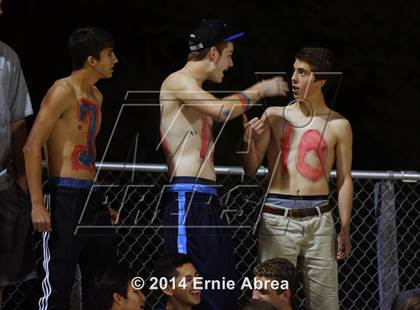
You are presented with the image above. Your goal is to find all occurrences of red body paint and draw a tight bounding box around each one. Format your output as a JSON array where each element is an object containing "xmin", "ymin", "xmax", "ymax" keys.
[
  {"xmin": 160, "ymin": 128, "xmax": 170, "ymax": 155},
  {"xmin": 280, "ymin": 123, "xmax": 294, "ymax": 175},
  {"xmin": 200, "ymin": 116, "xmax": 214, "ymax": 162},
  {"xmin": 71, "ymin": 99, "xmax": 99, "ymax": 171},
  {"xmin": 296, "ymin": 129, "xmax": 327, "ymax": 181}
]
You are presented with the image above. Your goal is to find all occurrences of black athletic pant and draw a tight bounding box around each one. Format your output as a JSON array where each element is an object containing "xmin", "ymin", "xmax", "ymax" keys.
[{"xmin": 38, "ymin": 181, "xmax": 116, "ymax": 310}]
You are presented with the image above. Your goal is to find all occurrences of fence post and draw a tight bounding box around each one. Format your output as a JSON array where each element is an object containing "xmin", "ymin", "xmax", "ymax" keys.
[{"xmin": 375, "ymin": 180, "xmax": 399, "ymax": 310}]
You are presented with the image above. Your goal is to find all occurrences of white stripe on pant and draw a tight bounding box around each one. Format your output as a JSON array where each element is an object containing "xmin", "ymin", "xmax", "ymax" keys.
[{"xmin": 39, "ymin": 194, "xmax": 52, "ymax": 310}]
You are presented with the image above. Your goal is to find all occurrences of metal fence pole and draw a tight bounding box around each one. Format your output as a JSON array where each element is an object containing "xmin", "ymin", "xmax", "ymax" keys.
[{"xmin": 375, "ymin": 180, "xmax": 400, "ymax": 310}]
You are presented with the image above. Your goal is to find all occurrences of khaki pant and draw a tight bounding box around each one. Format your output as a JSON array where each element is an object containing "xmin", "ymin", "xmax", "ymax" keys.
[{"xmin": 259, "ymin": 210, "xmax": 339, "ymax": 310}]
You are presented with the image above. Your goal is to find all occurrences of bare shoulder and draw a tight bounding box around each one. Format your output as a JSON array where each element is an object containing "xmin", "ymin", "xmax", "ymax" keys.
[
  {"xmin": 262, "ymin": 106, "xmax": 285, "ymax": 122},
  {"xmin": 49, "ymin": 78, "xmax": 74, "ymax": 95},
  {"xmin": 328, "ymin": 110, "xmax": 352, "ymax": 137},
  {"xmin": 265, "ymin": 106, "xmax": 285, "ymax": 117},
  {"xmin": 161, "ymin": 70, "xmax": 199, "ymax": 93},
  {"xmin": 261, "ymin": 107, "xmax": 286, "ymax": 135},
  {"xmin": 42, "ymin": 78, "xmax": 76, "ymax": 110}
]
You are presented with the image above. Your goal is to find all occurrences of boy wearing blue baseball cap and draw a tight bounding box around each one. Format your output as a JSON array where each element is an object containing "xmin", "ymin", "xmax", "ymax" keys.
[{"xmin": 159, "ymin": 19, "xmax": 289, "ymax": 310}]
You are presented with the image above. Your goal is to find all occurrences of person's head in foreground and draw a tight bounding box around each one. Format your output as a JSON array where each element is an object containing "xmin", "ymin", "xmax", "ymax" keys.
[
  {"xmin": 94, "ymin": 265, "xmax": 145, "ymax": 310},
  {"xmin": 252, "ymin": 258, "xmax": 298, "ymax": 310},
  {"xmin": 154, "ymin": 254, "xmax": 201, "ymax": 310}
]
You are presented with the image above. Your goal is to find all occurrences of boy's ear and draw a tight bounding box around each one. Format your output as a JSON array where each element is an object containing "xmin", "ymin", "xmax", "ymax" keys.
[
  {"xmin": 87, "ymin": 55, "xmax": 98, "ymax": 67},
  {"xmin": 209, "ymin": 46, "xmax": 220, "ymax": 62},
  {"xmin": 113, "ymin": 292, "xmax": 125, "ymax": 305}
]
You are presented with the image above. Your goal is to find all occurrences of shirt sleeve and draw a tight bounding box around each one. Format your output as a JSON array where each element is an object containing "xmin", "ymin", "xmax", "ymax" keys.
[{"xmin": 8, "ymin": 54, "xmax": 33, "ymax": 122}]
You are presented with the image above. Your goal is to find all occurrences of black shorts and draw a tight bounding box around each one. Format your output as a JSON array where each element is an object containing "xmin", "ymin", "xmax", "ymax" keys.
[{"xmin": 0, "ymin": 183, "xmax": 36, "ymax": 286}]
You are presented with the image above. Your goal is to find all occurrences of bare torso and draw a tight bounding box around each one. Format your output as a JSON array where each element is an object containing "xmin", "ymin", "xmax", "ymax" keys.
[
  {"xmin": 160, "ymin": 71, "xmax": 215, "ymax": 180},
  {"xmin": 47, "ymin": 78, "xmax": 102, "ymax": 180},
  {"xmin": 266, "ymin": 104, "xmax": 345, "ymax": 195}
]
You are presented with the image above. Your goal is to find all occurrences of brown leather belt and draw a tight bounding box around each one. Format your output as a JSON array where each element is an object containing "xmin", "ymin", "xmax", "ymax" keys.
[{"xmin": 263, "ymin": 204, "xmax": 332, "ymax": 218}]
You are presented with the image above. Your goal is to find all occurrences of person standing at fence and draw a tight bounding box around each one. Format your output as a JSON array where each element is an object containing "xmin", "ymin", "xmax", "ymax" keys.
[
  {"xmin": 0, "ymin": 0, "xmax": 37, "ymax": 307},
  {"xmin": 159, "ymin": 19, "xmax": 289, "ymax": 310},
  {"xmin": 24, "ymin": 27, "xmax": 118, "ymax": 309},
  {"xmin": 241, "ymin": 47, "xmax": 353, "ymax": 309}
]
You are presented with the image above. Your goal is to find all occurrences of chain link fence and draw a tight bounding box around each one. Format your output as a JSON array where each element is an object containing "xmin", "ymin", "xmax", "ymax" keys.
[{"xmin": 3, "ymin": 165, "xmax": 420, "ymax": 309}]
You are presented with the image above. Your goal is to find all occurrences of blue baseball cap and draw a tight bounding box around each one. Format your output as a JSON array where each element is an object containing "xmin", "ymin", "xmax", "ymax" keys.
[{"xmin": 189, "ymin": 19, "xmax": 245, "ymax": 52}]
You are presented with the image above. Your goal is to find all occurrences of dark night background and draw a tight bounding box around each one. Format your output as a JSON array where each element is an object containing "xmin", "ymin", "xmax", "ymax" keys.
[{"xmin": 1, "ymin": 0, "xmax": 419, "ymax": 171}]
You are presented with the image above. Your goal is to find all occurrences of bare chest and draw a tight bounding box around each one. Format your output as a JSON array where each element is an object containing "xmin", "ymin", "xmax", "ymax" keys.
[
  {"xmin": 60, "ymin": 98, "xmax": 102, "ymax": 138},
  {"xmin": 271, "ymin": 120, "xmax": 336, "ymax": 181}
]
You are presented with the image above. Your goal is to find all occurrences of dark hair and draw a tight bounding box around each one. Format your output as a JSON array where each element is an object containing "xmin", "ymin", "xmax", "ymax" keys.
[
  {"xmin": 254, "ymin": 258, "xmax": 298, "ymax": 296},
  {"xmin": 93, "ymin": 264, "xmax": 132, "ymax": 310},
  {"xmin": 400, "ymin": 294, "xmax": 420, "ymax": 310},
  {"xmin": 187, "ymin": 41, "xmax": 229, "ymax": 62},
  {"xmin": 242, "ymin": 300, "xmax": 277, "ymax": 310},
  {"xmin": 154, "ymin": 254, "xmax": 194, "ymax": 281},
  {"xmin": 295, "ymin": 47, "xmax": 335, "ymax": 78},
  {"xmin": 68, "ymin": 27, "xmax": 114, "ymax": 70}
]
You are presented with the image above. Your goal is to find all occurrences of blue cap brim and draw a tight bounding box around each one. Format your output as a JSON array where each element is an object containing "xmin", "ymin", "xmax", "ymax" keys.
[{"xmin": 223, "ymin": 32, "xmax": 245, "ymax": 42}]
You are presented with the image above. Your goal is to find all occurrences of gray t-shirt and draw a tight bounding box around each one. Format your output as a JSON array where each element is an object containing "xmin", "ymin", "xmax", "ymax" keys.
[{"xmin": 0, "ymin": 41, "xmax": 33, "ymax": 191}]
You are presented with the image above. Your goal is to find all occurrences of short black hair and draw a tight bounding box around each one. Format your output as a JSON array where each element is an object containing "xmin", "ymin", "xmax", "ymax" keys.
[
  {"xmin": 295, "ymin": 47, "xmax": 335, "ymax": 77},
  {"xmin": 68, "ymin": 27, "xmax": 114, "ymax": 70},
  {"xmin": 154, "ymin": 254, "xmax": 195, "ymax": 281},
  {"xmin": 93, "ymin": 264, "xmax": 132, "ymax": 310}
]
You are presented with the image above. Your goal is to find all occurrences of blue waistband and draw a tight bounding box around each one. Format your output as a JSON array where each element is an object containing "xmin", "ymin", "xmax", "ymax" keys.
[
  {"xmin": 166, "ymin": 183, "xmax": 217, "ymax": 195},
  {"xmin": 266, "ymin": 194, "xmax": 329, "ymax": 209},
  {"xmin": 267, "ymin": 193, "xmax": 329, "ymax": 200},
  {"xmin": 46, "ymin": 177, "xmax": 94, "ymax": 189},
  {"xmin": 166, "ymin": 177, "xmax": 217, "ymax": 195}
]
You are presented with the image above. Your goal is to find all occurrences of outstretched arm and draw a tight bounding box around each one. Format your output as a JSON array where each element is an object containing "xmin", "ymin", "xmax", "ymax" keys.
[{"xmin": 164, "ymin": 74, "xmax": 288, "ymax": 122}]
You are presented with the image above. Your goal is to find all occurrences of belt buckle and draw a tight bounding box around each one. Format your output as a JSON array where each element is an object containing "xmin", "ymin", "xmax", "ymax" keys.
[{"xmin": 289, "ymin": 208, "xmax": 299, "ymax": 218}]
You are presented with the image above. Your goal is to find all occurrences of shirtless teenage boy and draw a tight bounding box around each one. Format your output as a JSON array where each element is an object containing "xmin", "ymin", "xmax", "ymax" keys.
[
  {"xmin": 242, "ymin": 48, "xmax": 353, "ymax": 310},
  {"xmin": 160, "ymin": 19, "xmax": 288, "ymax": 310},
  {"xmin": 24, "ymin": 27, "xmax": 118, "ymax": 309}
]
